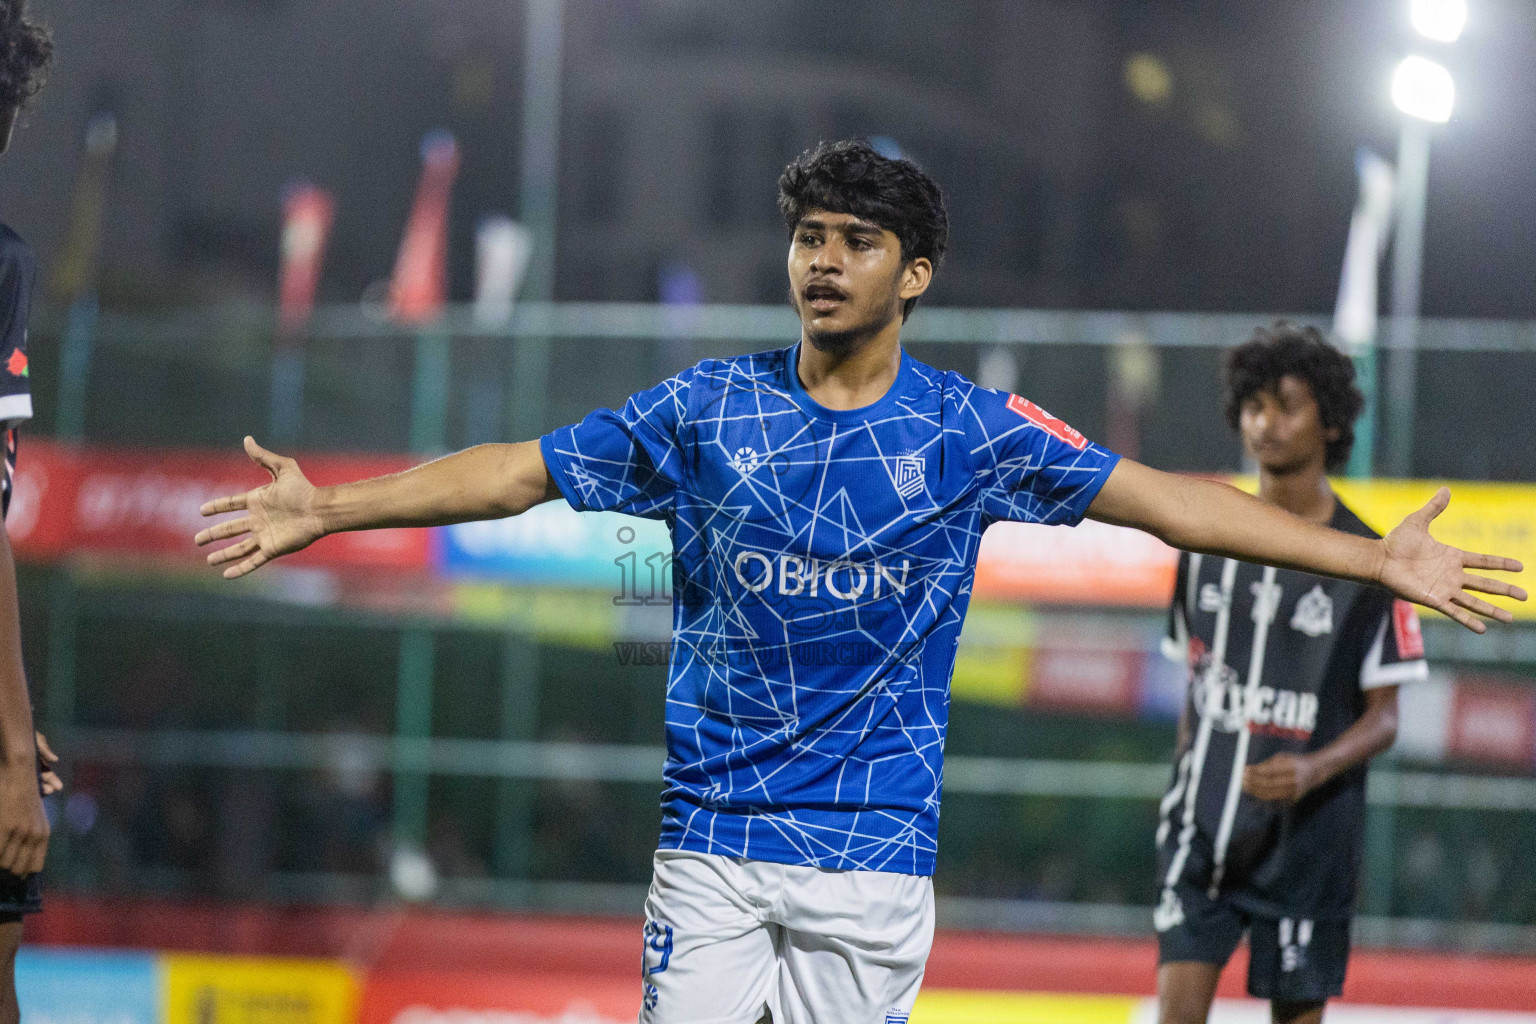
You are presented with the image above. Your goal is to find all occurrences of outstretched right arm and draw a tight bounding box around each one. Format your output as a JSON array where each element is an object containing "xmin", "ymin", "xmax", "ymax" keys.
[{"xmin": 195, "ymin": 436, "xmax": 561, "ymax": 579}]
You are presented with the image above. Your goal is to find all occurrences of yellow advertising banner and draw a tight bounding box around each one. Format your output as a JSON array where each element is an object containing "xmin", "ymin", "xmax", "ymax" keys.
[
  {"xmin": 973, "ymin": 476, "xmax": 1535, "ymax": 618},
  {"xmin": 1239, "ymin": 478, "xmax": 1536, "ymax": 621},
  {"xmin": 912, "ymin": 989, "xmax": 1141, "ymax": 1024},
  {"xmin": 162, "ymin": 954, "xmax": 357, "ymax": 1024}
]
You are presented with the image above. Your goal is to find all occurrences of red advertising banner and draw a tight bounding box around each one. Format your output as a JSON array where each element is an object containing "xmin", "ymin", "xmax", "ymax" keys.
[
  {"xmin": 6, "ymin": 440, "xmax": 428, "ymax": 571},
  {"xmin": 1446, "ymin": 679, "xmax": 1536, "ymax": 769},
  {"xmin": 974, "ymin": 517, "xmax": 1179, "ymax": 607},
  {"xmin": 27, "ymin": 899, "xmax": 1536, "ymax": 1015},
  {"xmin": 361, "ymin": 972, "xmax": 636, "ymax": 1024},
  {"xmin": 1027, "ymin": 645, "xmax": 1143, "ymax": 716}
]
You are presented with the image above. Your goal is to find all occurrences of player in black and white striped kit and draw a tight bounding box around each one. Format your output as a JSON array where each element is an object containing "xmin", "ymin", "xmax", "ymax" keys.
[
  {"xmin": 1154, "ymin": 324, "xmax": 1428, "ymax": 1024},
  {"xmin": 0, "ymin": 7, "xmax": 60, "ymax": 1024}
]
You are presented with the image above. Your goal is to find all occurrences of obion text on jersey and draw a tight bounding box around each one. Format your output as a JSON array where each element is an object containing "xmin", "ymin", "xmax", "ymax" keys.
[{"xmin": 731, "ymin": 549, "xmax": 913, "ymax": 600}]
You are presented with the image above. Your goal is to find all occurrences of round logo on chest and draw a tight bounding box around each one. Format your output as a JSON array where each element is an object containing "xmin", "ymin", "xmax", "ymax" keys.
[{"xmin": 1290, "ymin": 584, "xmax": 1334, "ymax": 637}]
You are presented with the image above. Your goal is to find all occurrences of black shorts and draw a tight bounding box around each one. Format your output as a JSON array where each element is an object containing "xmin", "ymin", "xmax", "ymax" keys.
[
  {"xmin": 0, "ymin": 868, "xmax": 40, "ymax": 921},
  {"xmin": 1156, "ymin": 880, "xmax": 1349, "ymax": 1002}
]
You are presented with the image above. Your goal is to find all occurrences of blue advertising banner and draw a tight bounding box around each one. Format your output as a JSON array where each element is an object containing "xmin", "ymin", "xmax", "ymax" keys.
[
  {"xmin": 433, "ymin": 499, "xmax": 671, "ymax": 595},
  {"xmin": 17, "ymin": 948, "xmax": 161, "ymax": 1024}
]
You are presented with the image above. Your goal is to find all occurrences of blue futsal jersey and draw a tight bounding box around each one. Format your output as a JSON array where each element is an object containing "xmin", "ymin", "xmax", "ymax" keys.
[{"xmin": 540, "ymin": 344, "xmax": 1120, "ymax": 875}]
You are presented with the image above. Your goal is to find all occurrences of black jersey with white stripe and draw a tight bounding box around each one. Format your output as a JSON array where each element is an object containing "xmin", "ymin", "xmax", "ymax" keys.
[
  {"xmin": 0, "ymin": 224, "xmax": 35, "ymax": 521},
  {"xmin": 1154, "ymin": 500, "xmax": 1427, "ymax": 923}
]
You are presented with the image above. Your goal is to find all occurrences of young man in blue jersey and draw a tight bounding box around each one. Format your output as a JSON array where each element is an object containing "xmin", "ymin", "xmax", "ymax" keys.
[
  {"xmin": 197, "ymin": 141, "xmax": 1523, "ymax": 1024},
  {"xmin": 0, "ymin": 5, "xmax": 61, "ymax": 1023}
]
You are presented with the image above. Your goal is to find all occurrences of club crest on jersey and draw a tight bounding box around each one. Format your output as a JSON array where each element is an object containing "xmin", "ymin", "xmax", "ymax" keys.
[
  {"xmin": 1290, "ymin": 584, "xmax": 1334, "ymax": 637},
  {"xmin": 891, "ymin": 452, "xmax": 925, "ymax": 499},
  {"xmin": 1005, "ymin": 394, "xmax": 1087, "ymax": 450},
  {"xmin": 728, "ymin": 445, "xmax": 762, "ymax": 474}
]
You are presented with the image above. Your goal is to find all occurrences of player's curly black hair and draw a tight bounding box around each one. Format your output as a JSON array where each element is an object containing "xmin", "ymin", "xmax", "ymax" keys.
[
  {"xmin": 778, "ymin": 139, "xmax": 949, "ymax": 321},
  {"xmin": 1223, "ymin": 322, "xmax": 1364, "ymax": 472},
  {"xmin": 0, "ymin": 0, "xmax": 52, "ymax": 114}
]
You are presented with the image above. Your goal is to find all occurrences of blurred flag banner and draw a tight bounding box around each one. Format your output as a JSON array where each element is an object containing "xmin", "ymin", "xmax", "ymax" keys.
[{"xmin": 389, "ymin": 132, "xmax": 460, "ymax": 326}]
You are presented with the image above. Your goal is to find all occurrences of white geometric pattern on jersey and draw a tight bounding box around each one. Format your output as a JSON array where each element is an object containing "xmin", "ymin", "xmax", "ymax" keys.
[{"xmin": 542, "ymin": 346, "xmax": 1119, "ymax": 874}]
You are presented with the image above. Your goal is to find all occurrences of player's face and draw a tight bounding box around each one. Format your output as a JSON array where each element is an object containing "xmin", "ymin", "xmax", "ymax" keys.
[
  {"xmin": 787, "ymin": 211, "xmax": 931, "ymax": 348},
  {"xmin": 1238, "ymin": 374, "xmax": 1336, "ymax": 474}
]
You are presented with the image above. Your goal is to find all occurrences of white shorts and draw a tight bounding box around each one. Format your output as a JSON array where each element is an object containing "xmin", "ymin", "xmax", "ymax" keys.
[{"xmin": 639, "ymin": 849, "xmax": 935, "ymax": 1024}]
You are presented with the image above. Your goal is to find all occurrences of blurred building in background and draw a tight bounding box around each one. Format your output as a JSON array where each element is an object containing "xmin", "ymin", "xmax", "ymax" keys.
[{"xmin": 7, "ymin": 0, "xmax": 1536, "ymax": 316}]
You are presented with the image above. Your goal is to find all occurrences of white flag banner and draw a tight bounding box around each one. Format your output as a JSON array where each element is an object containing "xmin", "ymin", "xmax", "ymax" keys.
[
  {"xmin": 474, "ymin": 215, "xmax": 534, "ymax": 327},
  {"xmin": 1333, "ymin": 149, "xmax": 1397, "ymax": 354}
]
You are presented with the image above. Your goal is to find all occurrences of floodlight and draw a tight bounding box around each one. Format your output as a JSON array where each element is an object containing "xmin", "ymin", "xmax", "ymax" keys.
[
  {"xmin": 1410, "ymin": 0, "xmax": 1468, "ymax": 43},
  {"xmin": 1391, "ymin": 55, "xmax": 1455, "ymax": 123}
]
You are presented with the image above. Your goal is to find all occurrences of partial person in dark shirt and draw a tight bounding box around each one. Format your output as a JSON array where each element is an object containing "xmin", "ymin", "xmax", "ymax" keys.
[
  {"xmin": 0, "ymin": 5, "xmax": 59, "ymax": 1024},
  {"xmin": 1155, "ymin": 323, "xmax": 1426, "ymax": 1024}
]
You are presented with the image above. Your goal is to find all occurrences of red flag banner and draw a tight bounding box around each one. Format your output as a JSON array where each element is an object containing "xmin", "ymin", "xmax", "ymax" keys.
[
  {"xmin": 277, "ymin": 183, "xmax": 336, "ymax": 341},
  {"xmin": 389, "ymin": 132, "xmax": 461, "ymax": 325}
]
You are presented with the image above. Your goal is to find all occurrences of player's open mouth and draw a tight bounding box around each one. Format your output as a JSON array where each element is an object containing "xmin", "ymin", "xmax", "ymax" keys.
[{"xmin": 803, "ymin": 282, "xmax": 847, "ymax": 314}]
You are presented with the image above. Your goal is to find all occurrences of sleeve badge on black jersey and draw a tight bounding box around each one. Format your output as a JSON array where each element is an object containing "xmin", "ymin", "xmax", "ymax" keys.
[
  {"xmin": 5, "ymin": 349, "xmax": 25, "ymax": 377},
  {"xmin": 1393, "ymin": 599, "xmax": 1425, "ymax": 659}
]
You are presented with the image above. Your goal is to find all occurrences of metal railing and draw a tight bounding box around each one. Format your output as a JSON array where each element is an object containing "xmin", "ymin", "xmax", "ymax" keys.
[
  {"xmin": 20, "ymin": 302, "xmax": 1536, "ymax": 947},
  {"xmin": 35, "ymin": 301, "xmax": 1536, "ymax": 477},
  {"xmin": 61, "ymin": 727, "xmax": 1536, "ymax": 811}
]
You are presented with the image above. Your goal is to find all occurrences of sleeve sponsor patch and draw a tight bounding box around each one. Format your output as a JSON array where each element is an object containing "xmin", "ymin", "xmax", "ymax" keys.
[
  {"xmin": 1393, "ymin": 599, "xmax": 1425, "ymax": 660},
  {"xmin": 1005, "ymin": 393, "xmax": 1087, "ymax": 450}
]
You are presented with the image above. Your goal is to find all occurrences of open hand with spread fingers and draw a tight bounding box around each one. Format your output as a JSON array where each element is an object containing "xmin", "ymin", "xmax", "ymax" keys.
[
  {"xmin": 195, "ymin": 437, "xmax": 326, "ymax": 579},
  {"xmin": 1378, "ymin": 487, "xmax": 1527, "ymax": 633}
]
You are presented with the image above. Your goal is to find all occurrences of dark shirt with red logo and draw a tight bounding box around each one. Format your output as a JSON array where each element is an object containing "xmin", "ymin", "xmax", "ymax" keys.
[
  {"xmin": 1155, "ymin": 501, "xmax": 1427, "ymax": 920},
  {"xmin": 0, "ymin": 224, "xmax": 34, "ymax": 521}
]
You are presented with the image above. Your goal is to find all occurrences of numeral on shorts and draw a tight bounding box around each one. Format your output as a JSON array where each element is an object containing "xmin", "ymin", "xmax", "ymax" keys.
[
  {"xmin": 644, "ymin": 920, "xmax": 674, "ymax": 976},
  {"xmin": 1280, "ymin": 917, "xmax": 1312, "ymax": 973}
]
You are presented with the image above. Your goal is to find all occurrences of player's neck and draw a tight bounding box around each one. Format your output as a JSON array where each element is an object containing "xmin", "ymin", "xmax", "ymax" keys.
[
  {"xmin": 1257, "ymin": 462, "xmax": 1336, "ymax": 524},
  {"xmin": 796, "ymin": 319, "xmax": 903, "ymax": 411}
]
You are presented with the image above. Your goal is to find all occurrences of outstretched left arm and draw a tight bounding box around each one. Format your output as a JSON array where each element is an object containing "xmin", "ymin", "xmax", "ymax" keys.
[{"xmin": 1086, "ymin": 459, "xmax": 1527, "ymax": 633}]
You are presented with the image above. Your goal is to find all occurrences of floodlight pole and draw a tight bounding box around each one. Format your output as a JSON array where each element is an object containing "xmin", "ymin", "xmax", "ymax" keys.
[
  {"xmin": 494, "ymin": 0, "xmax": 564, "ymax": 883},
  {"xmin": 511, "ymin": 0, "xmax": 563, "ymax": 443},
  {"xmin": 519, "ymin": 0, "xmax": 563, "ymax": 301},
  {"xmin": 1383, "ymin": 119, "xmax": 1431, "ymax": 478},
  {"xmin": 1365, "ymin": 114, "xmax": 1431, "ymax": 918}
]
